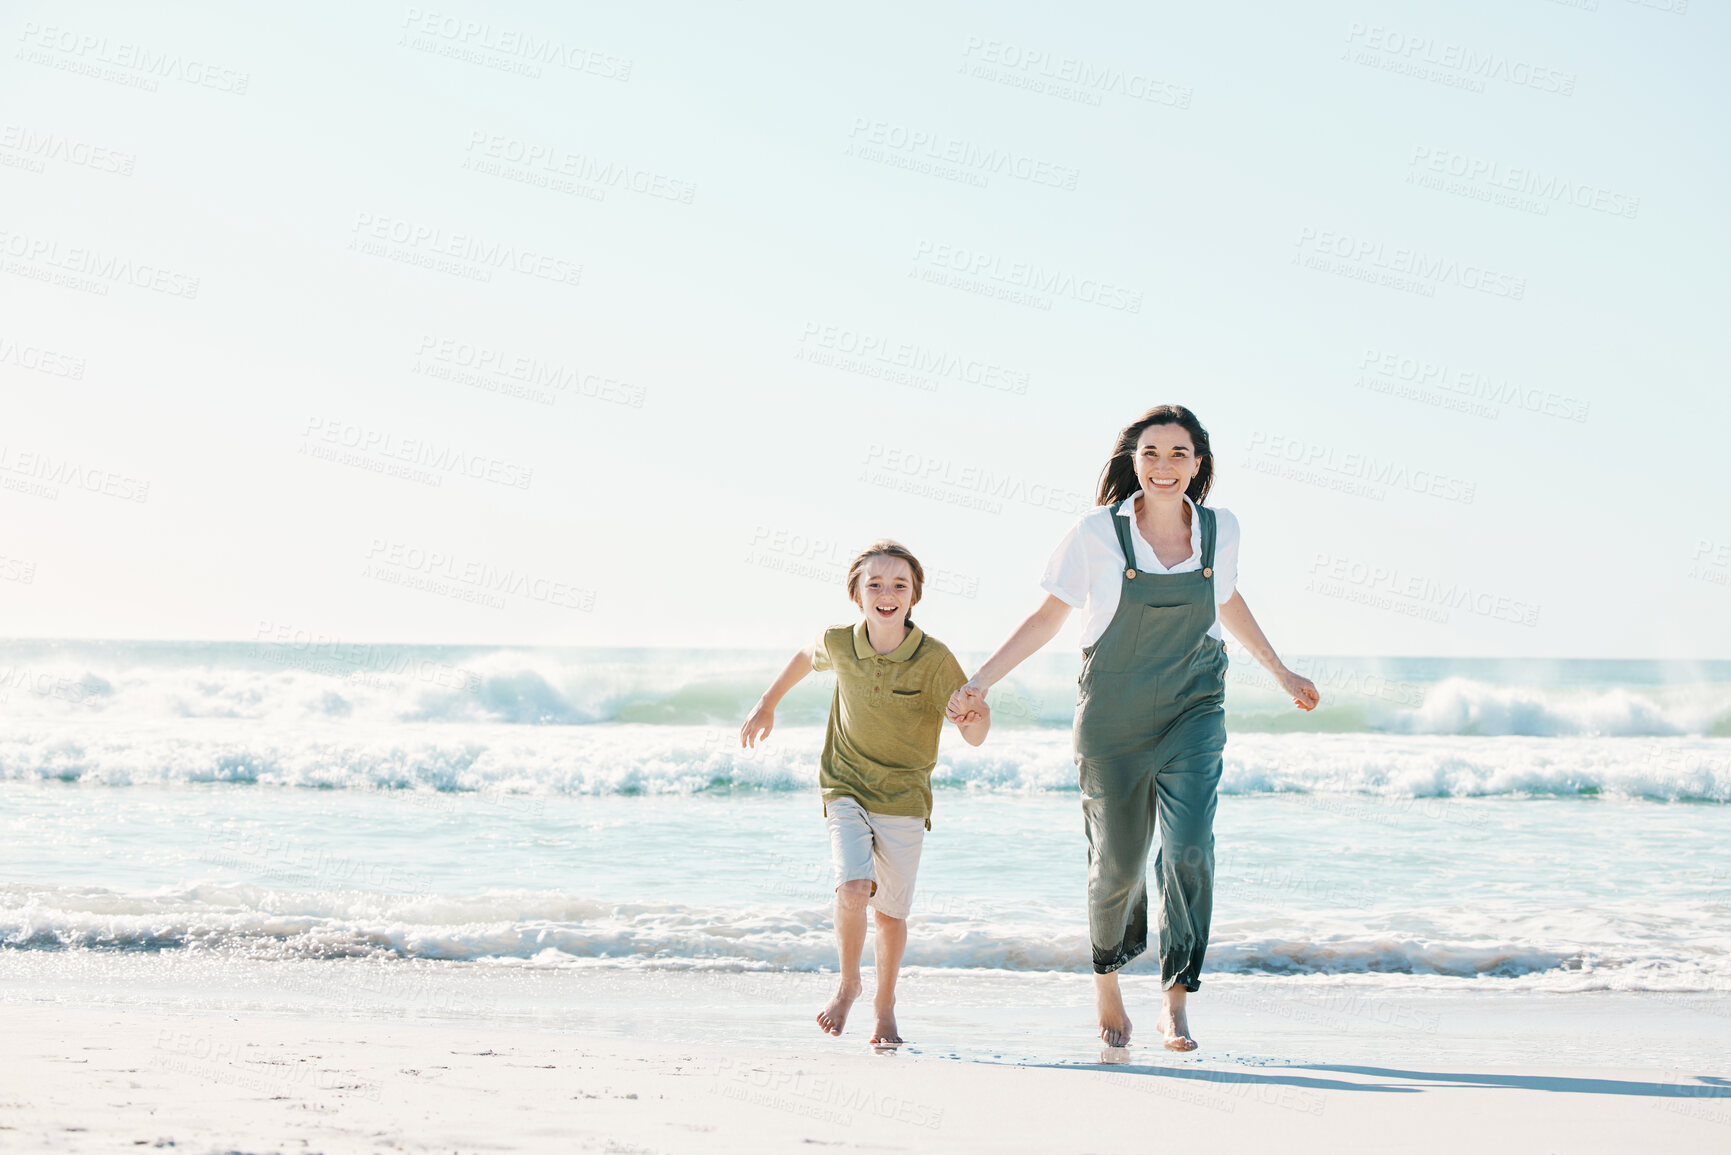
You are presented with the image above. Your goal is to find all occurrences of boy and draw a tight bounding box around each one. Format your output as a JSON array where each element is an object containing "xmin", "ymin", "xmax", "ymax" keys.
[{"xmin": 741, "ymin": 539, "xmax": 989, "ymax": 1044}]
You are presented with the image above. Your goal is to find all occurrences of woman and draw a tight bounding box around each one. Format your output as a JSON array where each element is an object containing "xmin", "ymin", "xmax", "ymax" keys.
[{"xmin": 947, "ymin": 405, "xmax": 1319, "ymax": 1051}]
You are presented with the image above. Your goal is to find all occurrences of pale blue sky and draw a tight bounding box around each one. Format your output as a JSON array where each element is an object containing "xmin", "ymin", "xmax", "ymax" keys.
[{"xmin": 2, "ymin": 0, "xmax": 1726, "ymax": 657}]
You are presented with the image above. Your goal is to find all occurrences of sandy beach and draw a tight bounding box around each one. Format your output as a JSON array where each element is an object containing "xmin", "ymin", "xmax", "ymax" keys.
[{"xmin": 4, "ymin": 956, "xmax": 1728, "ymax": 1153}]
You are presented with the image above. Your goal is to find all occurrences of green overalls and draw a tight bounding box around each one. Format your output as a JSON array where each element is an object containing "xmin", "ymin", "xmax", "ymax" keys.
[{"xmin": 1074, "ymin": 499, "xmax": 1227, "ymax": 991}]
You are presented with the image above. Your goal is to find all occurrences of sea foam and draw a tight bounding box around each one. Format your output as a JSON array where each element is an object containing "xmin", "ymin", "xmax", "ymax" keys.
[{"xmin": 3, "ymin": 723, "xmax": 1727, "ymax": 802}]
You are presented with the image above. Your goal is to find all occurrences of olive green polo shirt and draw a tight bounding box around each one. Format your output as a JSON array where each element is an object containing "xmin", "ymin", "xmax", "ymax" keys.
[{"xmin": 811, "ymin": 620, "xmax": 969, "ymax": 828}]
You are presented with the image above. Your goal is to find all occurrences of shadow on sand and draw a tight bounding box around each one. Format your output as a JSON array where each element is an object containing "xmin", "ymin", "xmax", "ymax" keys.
[{"xmin": 1030, "ymin": 1060, "xmax": 1730, "ymax": 1099}]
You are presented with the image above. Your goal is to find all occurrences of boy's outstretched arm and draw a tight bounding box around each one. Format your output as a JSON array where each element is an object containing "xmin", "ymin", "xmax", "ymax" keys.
[{"xmin": 741, "ymin": 648, "xmax": 814, "ymax": 747}]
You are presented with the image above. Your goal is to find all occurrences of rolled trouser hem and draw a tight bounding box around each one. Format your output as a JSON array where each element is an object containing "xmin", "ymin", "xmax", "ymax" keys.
[
  {"xmin": 1161, "ymin": 948, "xmax": 1204, "ymax": 992},
  {"xmin": 1092, "ymin": 943, "xmax": 1146, "ymax": 975}
]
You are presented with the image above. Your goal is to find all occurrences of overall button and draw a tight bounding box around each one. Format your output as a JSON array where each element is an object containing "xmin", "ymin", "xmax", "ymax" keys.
[
  {"xmin": 1202, "ymin": 567, "xmax": 1212, "ymax": 577},
  {"xmin": 1125, "ymin": 569, "xmax": 1137, "ymax": 579}
]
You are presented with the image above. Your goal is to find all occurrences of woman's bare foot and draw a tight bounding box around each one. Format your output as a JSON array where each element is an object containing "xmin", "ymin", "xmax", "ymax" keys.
[
  {"xmin": 816, "ymin": 981, "xmax": 862, "ymax": 1036},
  {"xmin": 1158, "ymin": 997, "xmax": 1198, "ymax": 1051},
  {"xmin": 870, "ymin": 1001, "xmax": 902, "ymax": 1046},
  {"xmin": 1094, "ymin": 973, "xmax": 1132, "ymax": 1047}
]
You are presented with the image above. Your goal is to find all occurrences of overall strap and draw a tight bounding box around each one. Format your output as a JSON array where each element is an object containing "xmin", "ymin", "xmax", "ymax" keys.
[
  {"xmin": 1110, "ymin": 499, "xmax": 1138, "ymax": 569},
  {"xmin": 1114, "ymin": 496, "xmax": 1215, "ymax": 572}
]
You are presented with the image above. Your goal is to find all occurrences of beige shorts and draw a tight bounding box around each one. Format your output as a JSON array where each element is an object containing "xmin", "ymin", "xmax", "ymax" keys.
[{"xmin": 825, "ymin": 795, "xmax": 926, "ymax": 920}]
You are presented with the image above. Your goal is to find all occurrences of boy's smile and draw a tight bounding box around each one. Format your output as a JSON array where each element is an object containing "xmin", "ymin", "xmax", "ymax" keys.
[{"xmin": 856, "ymin": 556, "xmax": 915, "ymax": 651}]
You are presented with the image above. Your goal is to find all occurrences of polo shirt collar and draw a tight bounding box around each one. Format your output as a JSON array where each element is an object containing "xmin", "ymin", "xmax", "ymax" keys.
[{"xmin": 852, "ymin": 619, "xmax": 925, "ymax": 661}]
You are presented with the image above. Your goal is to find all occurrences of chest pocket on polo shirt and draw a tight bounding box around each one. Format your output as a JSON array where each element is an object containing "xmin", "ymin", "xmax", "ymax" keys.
[{"xmin": 889, "ymin": 688, "xmax": 924, "ymax": 710}]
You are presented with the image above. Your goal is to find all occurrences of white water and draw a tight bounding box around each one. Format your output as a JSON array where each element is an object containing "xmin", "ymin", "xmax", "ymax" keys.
[{"xmin": 3, "ymin": 643, "xmax": 1728, "ymax": 995}]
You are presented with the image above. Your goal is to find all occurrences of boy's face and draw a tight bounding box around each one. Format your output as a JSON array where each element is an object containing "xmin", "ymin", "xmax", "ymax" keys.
[{"xmin": 854, "ymin": 556, "xmax": 916, "ymax": 631}]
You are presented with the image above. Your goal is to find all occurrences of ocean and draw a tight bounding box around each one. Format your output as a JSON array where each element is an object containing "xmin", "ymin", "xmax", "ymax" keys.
[{"xmin": 3, "ymin": 639, "xmax": 1729, "ymax": 1007}]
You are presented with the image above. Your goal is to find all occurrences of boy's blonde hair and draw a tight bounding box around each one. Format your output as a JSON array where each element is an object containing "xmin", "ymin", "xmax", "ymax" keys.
[{"xmin": 845, "ymin": 540, "xmax": 925, "ymax": 610}]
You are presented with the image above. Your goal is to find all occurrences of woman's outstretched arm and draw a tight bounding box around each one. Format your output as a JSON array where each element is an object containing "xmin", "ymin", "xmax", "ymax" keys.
[
  {"xmin": 947, "ymin": 595, "xmax": 1072, "ymax": 718},
  {"xmin": 1218, "ymin": 591, "xmax": 1320, "ymax": 711}
]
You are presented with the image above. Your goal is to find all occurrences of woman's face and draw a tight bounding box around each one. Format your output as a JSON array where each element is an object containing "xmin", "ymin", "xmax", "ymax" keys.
[{"xmin": 1134, "ymin": 423, "xmax": 1198, "ymax": 504}]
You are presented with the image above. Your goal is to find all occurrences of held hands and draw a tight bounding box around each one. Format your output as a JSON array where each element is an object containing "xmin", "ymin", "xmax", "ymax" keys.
[
  {"xmin": 946, "ymin": 682, "xmax": 989, "ymax": 726},
  {"xmin": 740, "ymin": 701, "xmax": 774, "ymax": 747},
  {"xmin": 1277, "ymin": 668, "xmax": 1321, "ymax": 712}
]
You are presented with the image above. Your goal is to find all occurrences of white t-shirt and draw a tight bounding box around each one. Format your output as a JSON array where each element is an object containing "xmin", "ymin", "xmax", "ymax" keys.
[{"xmin": 1041, "ymin": 492, "xmax": 1240, "ymax": 647}]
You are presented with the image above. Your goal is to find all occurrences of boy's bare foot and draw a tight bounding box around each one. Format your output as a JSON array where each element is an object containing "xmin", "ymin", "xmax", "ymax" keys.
[
  {"xmin": 870, "ymin": 1002, "xmax": 902, "ymax": 1046},
  {"xmin": 1158, "ymin": 1002, "xmax": 1198, "ymax": 1051},
  {"xmin": 816, "ymin": 981, "xmax": 862, "ymax": 1036},
  {"xmin": 1094, "ymin": 974, "xmax": 1132, "ymax": 1047}
]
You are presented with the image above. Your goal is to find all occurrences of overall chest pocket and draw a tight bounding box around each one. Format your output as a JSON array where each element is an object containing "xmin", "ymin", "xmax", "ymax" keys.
[{"xmin": 1133, "ymin": 602, "xmax": 1203, "ymax": 663}]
